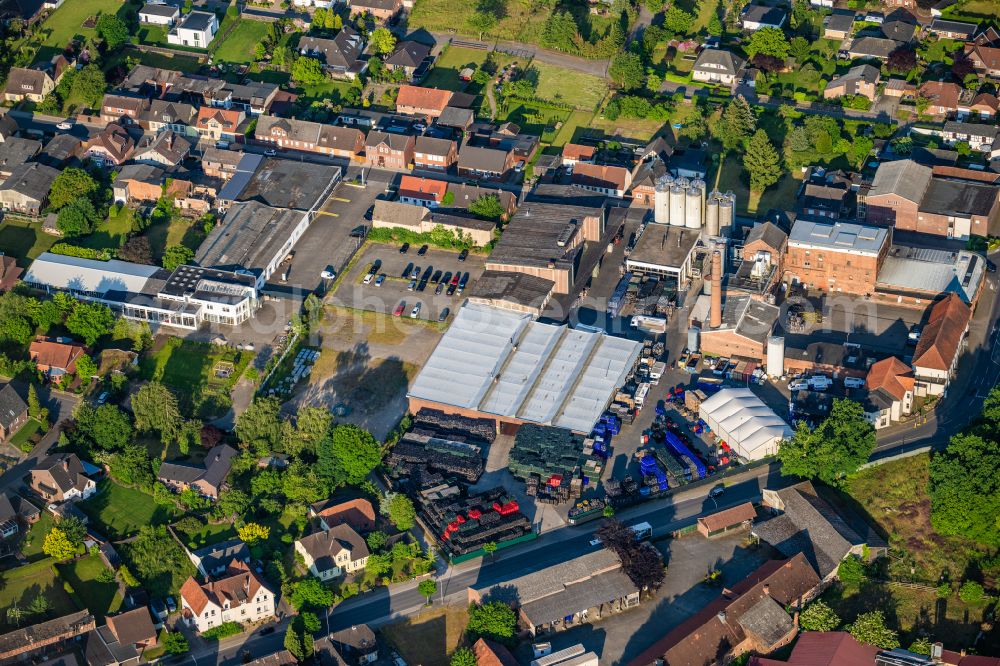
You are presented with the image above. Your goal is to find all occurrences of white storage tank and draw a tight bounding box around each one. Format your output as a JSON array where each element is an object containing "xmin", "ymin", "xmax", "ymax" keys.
[
  {"xmin": 669, "ymin": 184, "xmax": 686, "ymax": 226},
  {"xmin": 685, "ymin": 186, "xmax": 703, "ymax": 229},
  {"xmin": 705, "ymin": 195, "xmax": 720, "ymax": 237},
  {"xmin": 654, "ymin": 175, "xmax": 672, "ymax": 224},
  {"xmin": 766, "ymin": 335, "xmax": 785, "ymax": 378},
  {"xmin": 719, "ymin": 192, "xmax": 735, "ymax": 236}
]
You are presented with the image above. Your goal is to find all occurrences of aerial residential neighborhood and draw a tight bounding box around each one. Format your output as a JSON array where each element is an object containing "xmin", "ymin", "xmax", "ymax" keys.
[{"xmin": 0, "ymin": 0, "xmax": 997, "ymax": 663}]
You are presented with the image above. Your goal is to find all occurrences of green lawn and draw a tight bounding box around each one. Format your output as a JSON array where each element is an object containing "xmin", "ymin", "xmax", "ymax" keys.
[
  {"xmin": 58, "ymin": 554, "xmax": 122, "ymax": 622},
  {"xmin": 714, "ymin": 153, "xmax": 800, "ymax": 215},
  {"xmin": 138, "ymin": 337, "xmax": 251, "ymax": 419},
  {"xmin": 139, "ymin": 51, "xmax": 205, "ymax": 73},
  {"xmin": 79, "ymin": 207, "xmax": 135, "ymax": 252},
  {"xmin": 0, "ymin": 218, "xmax": 58, "ymax": 265},
  {"xmin": 0, "ymin": 558, "xmax": 78, "ymax": 632},
  {"xmin": 409, "ymin": 0, "xmax": 552, "ymax": 44},
  {"xmin": 9, "ymin": 418, "xmax": 43, "ymax": 453},
  {"xmin": 551, "ymin": 110, "xmax": 594, "ymax": 147},
  {"xmin": 531, "ymin": 62, "xmax": 608, "ymax": 111},
  {"xmin": 295, "ymin": 79, "xmax": 359, "ymax": 106},
  {"xmin": 422, "ymin": 47, "xmax": 488, "ymax": 92},
  {"xmin": 20, "ymin": 511, "xmax": 55, "ymax": 562},
  {"xmin": 176, "ymin": 521, "xmax": 237, "ymax": 550},
  {"xmin": 212, "ymin": 20, "xmax": 273, "ymax": 65},
  {"xmin": 942, "ymin": 0, "xmax": 1000, "ymax": 19},
  {"xmin": 78, "ymin": 480, "xmax": 180, "ymax": 539},
  {"xmin": 495, "ymin": 100, "xmax": 570, "ymax": 143},
  {"xmin": 29, "ymin": 0, "xmax": 125, "ymax": 64}
]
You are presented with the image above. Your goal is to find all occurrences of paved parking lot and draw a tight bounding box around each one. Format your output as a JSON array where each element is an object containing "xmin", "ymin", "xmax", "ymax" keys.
[
  {"xmin": 330, "ymin": 242, "xmax": 486, "ymax": 322},
  {"xmin": 270, "ymin": 181, "xmax": 386, "ymax": 295}
]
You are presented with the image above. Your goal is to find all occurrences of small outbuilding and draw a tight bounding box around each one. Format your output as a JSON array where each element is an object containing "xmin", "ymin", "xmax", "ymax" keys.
[{"xmin": 697, "ymin": 502, "xmax": 757, "ymax": 538}]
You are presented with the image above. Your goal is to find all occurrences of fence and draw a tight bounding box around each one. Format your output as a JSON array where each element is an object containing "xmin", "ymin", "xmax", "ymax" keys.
[
  {"xmin": 449, "ymin": 531, "xmax": 538, "ymax": 565},
  {"xmin": 126, "ymin": 43, "xmax": 209, "ymax": 61}
]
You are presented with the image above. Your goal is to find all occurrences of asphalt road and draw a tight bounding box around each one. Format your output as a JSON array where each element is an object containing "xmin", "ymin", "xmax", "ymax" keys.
[{"xmin": 0, "ymin": 388, "xmax": 80, "ymax": 494}]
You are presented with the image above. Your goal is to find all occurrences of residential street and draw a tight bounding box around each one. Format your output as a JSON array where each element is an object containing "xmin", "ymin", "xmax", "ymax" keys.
[{"xmin": 0, "ymin": 388, "xmax": 79, "ymax": 494}]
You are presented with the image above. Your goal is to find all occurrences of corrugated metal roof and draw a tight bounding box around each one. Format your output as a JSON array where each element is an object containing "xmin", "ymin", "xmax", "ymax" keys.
[
  {"xmin": 408, "ymin": 304, "xmax": 642, "ymax": 433},
  {"xmin": 23, "ymin": 252, "xmax": 160, "ymax": 294},
  {"xmin": 788, "ymin": 219, "xmax": 888, "ymax": 255},
  {"xmin": 876, "ymin": 246, "xmax": 982, "ymax": 303}
]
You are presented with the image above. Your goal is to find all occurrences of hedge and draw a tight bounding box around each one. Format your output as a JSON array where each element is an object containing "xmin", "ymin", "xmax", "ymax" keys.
[
  {"xmin": 200, "ymin": 622, "xmax": 243, "ymax": 640},
  {"xmin": 50, "ymin": 244, "xmax": 112, "ymax": 261},
  {"xmin": 367, "ymin": 225, "xmax": 478, "ymax": 251}
]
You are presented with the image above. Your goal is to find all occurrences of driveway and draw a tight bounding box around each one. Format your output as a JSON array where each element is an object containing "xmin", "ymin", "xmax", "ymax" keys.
[
  {"xmin": 429, "ymin": 32, "xmax": 610, "ymax": 77},
  {"xmin": 0, "ymin": 388, "xmax": 79, "ymax": 493}
]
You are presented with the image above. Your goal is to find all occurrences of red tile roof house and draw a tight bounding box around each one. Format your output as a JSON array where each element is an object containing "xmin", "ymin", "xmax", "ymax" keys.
[
  {"xmin": 157, "ymin": 444, "xmax": 237, "ymax": 500},
  {"xmin": 0, "ymin": 610, "xmax": 96, "ymax": 663},
  {"xmin": 749, "ymin": 631, "xmax": 879, "ymax": 665},
  {"xmin": 180, "ymin": 560, "xmax": 276, "ymax": 634},
  {"xmin": 254, "ymin": 115, "xmax": 365, "ymax": 158},
  {"xmin": 29, "ymin": 338, "xmax": 86, "ymax": 378},
  {"xmin": 918, "ymin": 81, "xmax": 962, "ymax": 116},
  {"xmin": 398, "ymin": 175, "xmax": 449, "ymax": 207},
  {"xmin": 350, "ymin": 0, "xmax": 402, "ymax": 22},
  {"xmin": 364, "ymin": 131, "xmax": 414, "ymax": 169},
  {"xmin": 30, "ymin": 453, "xmax": 97, "ymax": 502},
  {"xmin": 864, "ymin": 356, "xmax": 914, "ymax": 429},
  {"xmin": 571, "ymin": 163, "xmax": 633, "ymax": 198},
  {"xmin": 309, "ymin": 497, "xmax": 377, "ymax": 533},
  {"xmin": 0, "ymin": 255, "xmax": 22, "ymax": 293},
  {"xmin": 413, "ymin": 135, "xmax": 458, "ymax": 171},
  {"xmin": 629, "ymin": 553, "xmax": 822, "ymax": 666},
  {"xmin": 562, "ymin": 143, "xmax": 596, "ymax": 166},
  {"xmin": 911, "ymin": 292, "xmax": 972, "ymax": 397},
  {"xmin": 395, "ymin": 85, "xmax": 453, "ymax": 121},
  {"xmin": 86, "ymin": 607, "xmax": 158, "ymax": 664},
  {"xmin": 82, "ymin": 123, "xmax": 136, "ymax": 167}
]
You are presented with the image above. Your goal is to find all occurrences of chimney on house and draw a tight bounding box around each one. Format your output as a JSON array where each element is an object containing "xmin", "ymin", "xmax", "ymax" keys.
[
  {"xmin": 763, "ymin": 584, "xmax": 770, "ymax": 596},
  {"xmin": 710, "ymin": 250, "xmax": 723, "ymax": 329},
  {"xmin": 717, "ymin": 611, "xmax": 727, "ymax": 624}
]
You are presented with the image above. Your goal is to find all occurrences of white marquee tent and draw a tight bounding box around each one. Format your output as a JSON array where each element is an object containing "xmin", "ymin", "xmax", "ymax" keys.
[{"xmin": 698, "ymin": 388, "xmax": 793, "ymax": 461}]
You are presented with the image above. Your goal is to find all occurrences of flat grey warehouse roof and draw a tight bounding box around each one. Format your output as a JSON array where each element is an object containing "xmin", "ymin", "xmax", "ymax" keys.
[{"xmin": 196, "ymin": 201, "xmax": 305, "ymax": 274}]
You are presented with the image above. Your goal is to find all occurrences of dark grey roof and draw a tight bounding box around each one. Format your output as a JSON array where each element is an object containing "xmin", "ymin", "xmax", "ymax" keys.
[
  {"xmin": 752, "ymin": 481, "xmax": 879, "ymax": 577},
  {"xmin": 827, "ymin": 63, "xmax": 880, "ymax": 91},
  {"xmin": 328, "ymin": 624, "xmax": 376, "ymax": 651},
  {"xmin": 445, "ymin": 182, "xmax": 515, "ymax": 211},
  {"xmin": 365, "ymin": 130, "xmax": 413, "ymax": 152},
  {"xmin": 869, "ymin": 159, "xmax": 932, "ymax": 202},
  {"xmin": 192, "ymin": 538, "xmax": 250, "ymax": 572},
  {"xmin": 0, "ymin": 136, "xmax": 41, "ymax": 172},
  {"xmin": 436, "ymin": 106, "xmax": 475, "ymax": 129},
  {"xmin": 458, "ymin": 145, "xmax": 509, "ymax": 173},
  {"xmin": 467, "ymin": 270, "xmax": 554, "ymax": 308},
  {"xmin": 140, "ymin": 3, "xmax": 179, "ymax": 17},
  {"xmin": 824, "ymin": 10, "xmax": 855, "ymax": 33},
  {"xmin": 881, "ymin": 19, "xmax": 916, "ymax": 42},
  {"xmin": 921, "ymin": 178, "xmax": 999, "ymax": 217},
  {"xmin": 386, "ymin": 40, "xmax": 431, "ymax": 69},
  {"xmin": 179, "ymin": 10, "xmax": 215, "ymax": 31},
  {"xmin": 848, "ymin": 36, "xmax": 900, "ymax": 58},
  {"xmin": 235, "ymin": 158, "xmax": 341, "ymax": 210},
  {"xmin": 745, "ymin": 221, "xmax": 788, "ymax": 251},
  {"xmin": 737, "ymin": 595, "xmax": 795, "ymax": 645},
  {"xmin": 157, "ymin": 444, "xmax": 236, "ymax": 489},
  {"xmin": 0, "ymin": 162, "xmax": 60, "ymax": 202},
  {"xmin": 693, "ymin": 48, "xmax": 745, "ymax": 76},
  {"xmin": 488, "ymin": 201, "xmax": 604, "ymax": 268},
  {"xmin": 299, "ymin": 27, "xmax": 364, "ymax": 70},
  {"xmin": 157, "ymin": 461, "xmax": 203, "ymax": 484},
  {"xmin": 741, "ymin": 4, "xmax": 786, "ymax": 24},
  {"xmin": 298, "ymin": 523, "xmax": 369, "ymax": 572},
  {"xmin": 414, "ymin": 135, "xmax": 454, "ymax": 157},
  {"xmin": 428, "ymin": 209, "xmax": 496, "ymax": 232},
  {"xmin": 943, "ymin": 120, "xmax": 999, "ymax": 137},
  {"xmin": 627, "ymin": 224, "xmax": 700, "ymax": 271},
  {"xmin": 38, "ymin": 133, "xmax": 82, "ymax": 166},
  {"xmin": 0, "ymin": 113, "xmax": 17, "ymax": 139},
  {"xmin": 929, "ymin": 18, "xmax": 977, "ymax": 37},
  {"xmin": 194, "ymin": 202, "xmax": 303, "ymax": 273},
  {"xmin": 0, "ymin": 383, "xmax": 26, "ymax": 430},
  {"xmin": 736, "ymin": 299, "xmax": 780, "ymax": 344}
]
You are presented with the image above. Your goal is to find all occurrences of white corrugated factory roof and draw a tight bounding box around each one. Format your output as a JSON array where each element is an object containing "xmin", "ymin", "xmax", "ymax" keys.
[
  {"xmin": 23, "ymin": 252, "xmax": 161, "ymax": 295},
  {"xmin": 408, "ymin": 303, "xmax": 643, "ymax": 433},
  {"xmin": 699, "ymin": 388, "xmax": 793, "ymax": 460}
]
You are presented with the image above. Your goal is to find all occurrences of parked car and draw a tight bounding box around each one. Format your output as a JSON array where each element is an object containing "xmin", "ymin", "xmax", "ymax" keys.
[
  {"xmin": 402, "ymin": 262, "xmax": 414, "ymax": 278},
  {"xmin": 709, "ymin": 484, "xmax": 725, "ymax": 498},
  {"xmin": 399, "ymin": 242, "xmax": 410, "ymax": 254},
  {"xmin": 407, "ymin": 279, "xmax": 417, "ymax": 291},
  {"xmin": 263, "ymin": 148, "xmax": 277, "ymax": 157},
  {"xmin": 435, "ymin": 283, "xmax": 445, "ymax": 295},
  {"xmin": 450, "ymin": 273, "xmax": 460, "ymax": 286},
  {"xmin": 421, "ymin": 266, "xmax": 433, "ymax": 281},
  {"xmin": 789, "ymin": 380, "xmax": 809, "ymax": 391},
  {"xmin": 95, "ymin": 392, "xmax": 108, "ymax": 405},
  {"xmin": 56, "ymin": 121, "xmax": 73, "ymax": 131},
  {"xmin": 417, "ymin": 278, "xmax": 428, "ymax": 292},
  {"xmin": 417, "ymin": 244, "xmax": 429, "ymax": 256},
  {"xmin": 431, "ymin": 270, "xmax": 443, "ymax": 284},
  {"xmin": 807, "ymin": 375, "xmax": 832, "ymax": 391},
  {"xmin": 410, "ymin": 302, "xmax": 421, "ymax": 318},
  {"xmin": 393, "ymin": 302, "xmax": 406, "ymax": 316},
  {"xmin": 375, "ymin": 274, "xmax": 386, "ymax": 286},
  {"xmin": 441, "ymin": 271, "xmax": 453, "ymax": 285},
  {"xmin": 410, "ymin": 266, "xmax": 421, "ymax": 279},
  {"xmin": 458, "ymin": 249, "xmax": 469, "ymax": 262},
  {"xmin": 907, "ymin": 325, "xmax": 922, "ymax": 345},
  {"xmin": 363, "ymin": 273, "xmax": 375, "ymax": 285},
  {"xmin": 438, "ymin": 307, "xmax": 450, "ymax": 322},
  {"xmin": 321, "ymin": 266, "xmax": 336, "ymax": 279},
  {"xmin": 844, "ymin": 376, "xmax": 866, "ymax": 389},
  {"xmin": 446, "ymin": 284, "xmax": 457, "ymax": 296}
]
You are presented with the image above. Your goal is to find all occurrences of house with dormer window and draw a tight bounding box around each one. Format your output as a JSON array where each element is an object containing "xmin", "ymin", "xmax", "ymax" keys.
[
  {"xmin": 295, "ymin": 524, "xmax": 369, "ymax": 581},
  {"xmin": 179, "ymin": 560, "xmax": 275, "ymax": 633}
]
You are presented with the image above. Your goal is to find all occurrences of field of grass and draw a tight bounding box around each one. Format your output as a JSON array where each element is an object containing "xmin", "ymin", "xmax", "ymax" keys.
[
  {"xmin": 295, "ymin": 78, "xmax": 358, "ymax": 105},
  {"xmin": 381, "ymin": 605, "xmax": 469, "ymax": 666},
  {"xmin": 28, "ymin": 0, "xmax": 125, "ymax": 64},
  {"xmin": 58, "ymin": 553, "xmax": 122, "ymax": 622},
  {"xmin": 9, "ymin": 418, "xmax": 43, "ymax": 453},
  {"xmin": 0, "ymin": 218, "xmax": 58, "ymax": 265},
  {"xmin": 409, "ymin": 0, "xmax": 550, "ymax": 44},
  {"xmin": 551, "ymin": 109, "xmax": 595, "ymax": 147},
  {"xmin": 531, "ymin": 62, "xmax": 608, "ymax": 111},
  {"xmin": 421, "ymin": 47, "xmax": 488, "ymax": 92},
  {"xmin": 714, "ymin": 153, "xmax": 799, "ymax": 215},
  {"xmin": 941, "ymin": 0, "xmax": 1000, "ymax": 19},
  {"xmin": 139, "ymin": 337, "xmax": 251, "ymax": 418},
  {"xmin": 212, "ymin": 20, "xmax": 273, "ymax": 65},
  {"xmin": 20, "ymin": 511, "xmax": 54, "ymax": 562},
  {"xmin": 79, "ymin": 480, "xmax": 180, "ymax": 539},
  {"xmin": 0, "ymin": 558, "xmax": 77, "ymax": 632},
  {"xmin": 176, "ymin": 520, "xmax": 237, "ymax": 550},
  {"xmin": 79, "ymin": 207, "xmax": 135, "ymax": 252}
]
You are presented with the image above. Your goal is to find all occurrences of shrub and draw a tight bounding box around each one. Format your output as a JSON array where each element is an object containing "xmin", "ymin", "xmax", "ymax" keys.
[
  {"xmin": 50, "ymin": 244, "xmax": 112, "ymax": 261},
  {"xmin": 959, "ymin": 580, "xmax": 985, "ymax": 604},
  {"xmin": 201, "ymin": 622, "xmax": 243, "ymax": 640}
]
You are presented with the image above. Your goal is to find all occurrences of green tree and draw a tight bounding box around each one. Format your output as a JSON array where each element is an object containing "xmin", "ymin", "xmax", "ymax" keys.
[
  {"xmin": 482, "ymin": 541, "xmax": 497, "ymax": 561},
  {"xmin": 777, "ymin": 399, "xmax": 876, "ymax": 486},
  {"xmin": 97, "ymin": 14, "xmax": 129, "ymax": 50},
  {"xmin": 468, "ymin": 11, "xmax": 497, "ymax": 39},
  {"xmin": 236, "ymin": 397, "xmax": 283, "ymax": 455},
  {"xmin": 237, "ymin": 522, "xmax": 270, "ymax": 546},
  {"xmin": 662, "ymin": 6, "xmax": 694, "ymax": 35},
  {"xmin": 850, "ymin": 136, "xmax": 874, "ymax": 168},
  {"xmin": 317, "ymin": 424, "xmax": 382, "ymax": 487},
  {"xmin": 541, "ymin": 11, "xmax": 579, "ymax": 52},
  {"xmin": 959, "ymin": 580, "xmax": 985, "ymax": 604},
  {"xmin": 466, "ymin": 601, "xmax": 517, "ymax": 643},
  {"xmin": 132, "ymin": 381, "xmax": 182, "ymax": 445},
  {"xmin": 714, "ymin": 96, "xmax": 756, "ymax": 152},
  {"xmin": 838, "ymin": 555, "xmax": 866, "ymax": 585},
  {"xmin": 707, "ymin": 12, "xmax": 723, "ymax": 36},
  {"xmin": 292, "ymin": 56, "xmax": 327, "ymax": 85},
  {"xmin": 57, "ymin": 516, "xmax": 87, "ymax": 546},
  {"xmin": 72, "ymin": 403, "xmax": 134, "ymax": 452},
  {"xmin": 848, "ymin": 611, "xmax": 899, "ymax": 649},
  {"xmin": 744, "ymin": 129, "xmax": 781, "ymax": 193},
  {"xmin": 27, "ymin": 594, "xmax": 51, "ymax": 616},
  {"xmin": 253, "ymin": 42, "xmax": 267, "ymax": 61},
  {"xmin": 42, "ymin": 528, "xmax": 77, "ymax": 560},
  {"xmin": 286, "ymin": 406, "xmax": 331, "ymax": 457},
  {"xmin": 162, "ymin": 245, "xmax": 195, "ymax": 271},
  {"xmin": 418, "ymin": 579, "xmax": 437, "ymax": 604},
  {"xmin": 381, "ymin": 492, "xmax": 417, "ymax": 531},
  {"xmin": 162, "ymin": 632, "xmax": 189, "ymax": 655},
  {"xmin": 469, "ymin": 194, "xmax": 506, "ymax": 222},
  {"xmin": 609, "ymin": 52, "xmax": 645, "ymax": 91},
  {"xmin": 450, "ymin": 647, "xmax": 477, "ymax": 666},
  {"xmin": 69, "ymin": 65, "xmax": 107, "ymax": 107},
  {"xmin": 284, "ymin": 616, "xmax": 313, "ymax": 661},
  {"xmin": 929, "ymin": 432, "xmax": 1000, "ymax": 548},
  {"xmin": 369, "ymin": 27, "xmax": 396, "ymax": 55},
  {"xmin": 289, "ymin": 577, "xmax": 334, "ymax": 611},
  {"xmin": 799, "ymin": 600, "xmax": 840, "ymax": 631},
  {"xmin": 909, "ymin": 637, "xmax": 932, "ymax": 655},
  {"xmin": 745, "ymin": 27, "xmax": 790, "ymax": 60},
  {"xmin": 366, "ymin": 530, "xmax": 388, "ymax": 552},
  {"xmin": 217, "ymin": 489, "xmax": 251, "ymax": 520},
  {"xmin": 57, "ymin": 199, "xmax": 99, "ymax": 237},
  {"xmin": 66, "ymin": 301, "xmax": 114, "ymax": 345}
]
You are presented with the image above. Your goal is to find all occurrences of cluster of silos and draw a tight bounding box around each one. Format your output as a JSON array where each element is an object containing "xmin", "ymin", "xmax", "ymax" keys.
[
  {"xmin": 704, "ymin": 190, "xmax": 736, "ymax": 238},
  {"xmin": 652, "ymin": 175, "xmax": 706, "ymax": 230}
]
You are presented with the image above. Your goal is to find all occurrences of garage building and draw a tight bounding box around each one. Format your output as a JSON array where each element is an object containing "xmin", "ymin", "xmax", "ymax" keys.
[{"xmin": 698, "ymin": 388, "xmax": 793, "ymax": 461}]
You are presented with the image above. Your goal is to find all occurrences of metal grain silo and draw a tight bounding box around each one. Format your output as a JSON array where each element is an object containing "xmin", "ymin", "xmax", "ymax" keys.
[
  {"xmin": 685, "ymin": 186, "xmax": 702, "ymax": 229},
  {"xmin": 766, "ymin": 336, "xmax": 785, "ymax": 378},
  {"xmin": 654, "ymin": 175, "xmax": 672, "ymax": 224},
  {"xmin": 669, "ymin": 184, "xmax": 685, "ymax": 226},
  {"xmin": 705, "ymin": 191, "xmax": 721, "ymax": 237},
  {"xmin": 719, "ymin": 192, "xmax": 735, "ymax": 236}
]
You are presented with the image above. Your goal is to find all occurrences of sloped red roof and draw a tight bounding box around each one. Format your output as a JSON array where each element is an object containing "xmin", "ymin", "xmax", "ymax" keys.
[
  {"xmin": 562, "ymin": 143, "xmax": 595, "ymax": 161},
  {"xmin": 749, "ymin": 631, "xmax": 879, "ymax": 665},
  {"xmin": 698, "ymin": 502, "xmax": 756, "ymax": 533},
  {"xmin": 398, "ymin": 175, "xmax": 448, "ymax": 203},
  {"xmin": 912, "ymin": 293, "xmax": 971, "ymax": 372},
  {"xmin": 866, "ymin": 356, "xmax": 914, "ymax": 401},
  {"xmin": 396, "ymin": 85, "xmax": 452, "ymax": 113},
  {"xmin": 29, "ymin": 339, "xmax": 85, "ymax": 371},
  {"xmin": 572, "ymin": 162, "xmax": 630, "ymax": 190}
]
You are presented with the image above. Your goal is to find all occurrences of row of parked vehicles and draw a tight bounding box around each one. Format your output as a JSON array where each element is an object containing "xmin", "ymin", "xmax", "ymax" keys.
[{"xmin": 788, "ymin": 374, "xmax": 867, "ymax": 392}]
